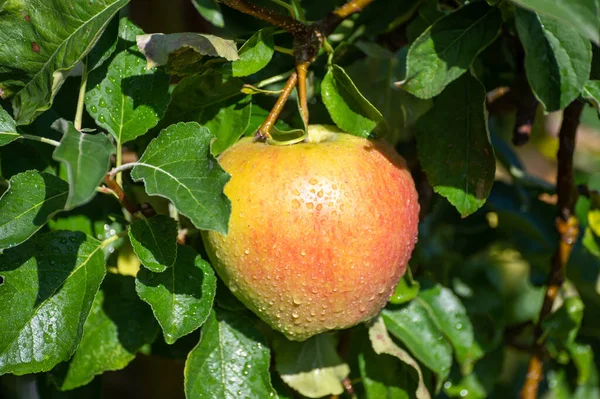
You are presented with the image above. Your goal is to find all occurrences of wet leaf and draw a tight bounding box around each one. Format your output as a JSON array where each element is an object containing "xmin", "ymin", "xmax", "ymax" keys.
[
  {"xmin": 0, "ymin": 0, "xmax": 129, "ymax": 125},
  {"xmin": 50, "ymin": 274, "xmax": 158, "ymax": 390},
  {"xmin": 0, "ymin": 171, "xmax": 68, "ymax": 251},
  {"xmin": 86, "ymin": 18, "xmax": 170, "ymax": 144},
  {"xmin": 0, "ymin": 231, "xmax": 105, "ymax": 375},
  {"xmin": 184, "ymin": 309, "xmax": 277, "ymax": 398},
  {"xmin": 136, "ymin": 245, "xmax": 216, "ymax": 344},
  {"xmin": 128, "ymin": 215, "xmax": 178, "ymax": 273},
  {"xmin": 131, "ymin": 122, "xmax": 231, "ymax": 234}
]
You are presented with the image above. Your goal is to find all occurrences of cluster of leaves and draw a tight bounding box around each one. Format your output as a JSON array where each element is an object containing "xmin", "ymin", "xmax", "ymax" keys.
[{"xmin": 0, "ymin": 0, "xmax": 599, "ymax": 398}]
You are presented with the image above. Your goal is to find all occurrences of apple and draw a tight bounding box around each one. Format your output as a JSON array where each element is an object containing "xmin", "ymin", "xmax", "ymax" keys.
[{"xmin": 202, "ymin": 125, "xmax": 419, "ymax": 341}]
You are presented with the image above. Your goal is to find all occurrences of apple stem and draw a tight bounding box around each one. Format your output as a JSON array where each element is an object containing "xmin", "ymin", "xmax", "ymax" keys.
[{"xmin": 256, "ymin": 72, "xmax": 298, "ymax": 141}]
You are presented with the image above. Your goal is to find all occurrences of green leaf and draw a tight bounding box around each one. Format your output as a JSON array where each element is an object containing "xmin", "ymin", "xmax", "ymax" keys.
[
  {"xmin": 131, "ymin": 122, "xmax": 231, "ymax": 234},
  {"xmin": 232, "ymin": 28, "xmax": 275, "ymax": 77},
  {"xmin": 0, "ymin": 171, "xmax": 68, "ymax": 251},
  {"xmin": 399, "ymin": 2, "xmax": 502, "ymax": 99},
  {"xmin": 416, "ymin": 74, "xmax": 495, "ymax": 217},
  {"xmin": 274, "ymin": 334, "xmax": 350, "ymax": 398},
  {"xmin": 418, "ymin": 285, "xmax": 483, "ymax": 374},
  {"xmin": 510, "ymin": 0, "xmax": 600, "ymax": 45},
  {"xmin": 583, "ymin": 80, "xmax": 600, "ymax": 116},
  {"xmin": 87, "ymin": 16, "xmax": 120, "ymax": 72},
  {"xmin": 321, "ymin": 64, "xmax": 385, "ymax": 138},
  {"xmin": 0, "ymin": 231, "xmax": 105, "ymax": 375},
  {"xmin": 359, "ymin": 334, "xmax": 413, "ymax": 399},
  {"xmin": 167, "ymin": 70, "xmax": 244, "ymax": 123},
  {"xmin": 184, "ymin": 309, "xmax": 277, "ymax": 399},
  {"xmin": 85, "ymin": 18, "xmax": 171, "ymax": 144},
  {"xmin": 345, "ymin": 46, "xmax": 432, "ymax": 145},
  {"xmin": 543, "ymin": 296, "xmax": 584, "ymax": 345},
  {"xmin": 443, "ymin": 349, "xmax": 504, "ymax": 399},
  {"xmin": 191, "ymin": 0, "xmax": 225, "ymax": 27},
  {"xmin": 0, "ymin": 106, "xmax": 18, "ymax": 146},
  {"xmin": 573, "ymin": 360, "xmax": 600, "ymax": 399},
  {"xmin": 389, "ymin": 270, "xmax": 420, "ymax": 305},
  {"xmin": 368, "ymin": 316, "xmax": 431, "ymax": 399},
  {"xmin": 382, "ymin": 301, "xmax": 453, "ymax": 387},
  {"xmin": 136, "ymin": 32, "xmax": 238, "ymax": 69},
  {"xmin": 569, "ymin": 342, "xmax": 594, "ymax": 385},
  {"xmin": 547, "ymin": 368, "xmax": 572, "ymax": 399},
  {"xmin": 136, "ymin": 244, "xmax": 216, "ymax": 344},
  {"xmin": 0, "ymin": 0, "xmax": 129, "ymax": 125},
  {"xmin": 516, "ymin": 8, "xmax": 592, "ymax": 112},
  {"xmin": 206, "ymin": 98, "xmax": 252, "ymax": 155},
  {"xmin": 50, "ymin": 274, "xmax": 158, "ymax": 390},
  {"xmin": 128, "ymin": 215, "xmax": 178, "ymax": 273},
  {"xmin": 51, "ymin": 119, "xmax": 114, "ymax": 210},
  {"xmin": 166, "ymin": 71, "xmax": 250, "ymax": 154}
]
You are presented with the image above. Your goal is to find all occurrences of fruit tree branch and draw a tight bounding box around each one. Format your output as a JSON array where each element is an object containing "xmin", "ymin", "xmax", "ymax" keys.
[
  {"xmin": 316, "ymin": 0, "xmax": 376, "ymax": 36},
  {"xmin": 217, "ymin": 0, "xmax": 308, "ymax": 35},
  {"xmin": 520, "ymin": 100, "xmax": 584, "ymax": 399},
  {"xmin": 104, "ymin": 174, "xmax": 139, "ymax": 215}
]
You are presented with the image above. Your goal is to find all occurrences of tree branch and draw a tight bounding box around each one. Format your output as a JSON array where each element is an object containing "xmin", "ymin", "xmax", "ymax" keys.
[
  {"xmin": 520, "ymin": 100, "xmax": 584, "ymax": 399},
  {"xmin": 103, "ymin": 175, "xmax": 139, "ymax": 215},
  {"xmin": 316, "ymin": 0, "xmax": 376, "ymax": 35},
  {"xmin": 217, "ymin": 0, "xmax": 307, "ymax": 35}
]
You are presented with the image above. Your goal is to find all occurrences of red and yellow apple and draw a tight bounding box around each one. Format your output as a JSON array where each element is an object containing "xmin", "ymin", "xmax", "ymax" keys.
[{"xmin": 202, "ymin": 125, "xmax": 419, "ymax": 341}]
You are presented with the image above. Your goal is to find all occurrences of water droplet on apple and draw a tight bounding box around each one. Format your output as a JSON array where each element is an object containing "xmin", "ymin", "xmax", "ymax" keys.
[
  {"xmin": 316, "ymin": 204, "xmax": 323, "ymax": 211},
  {"xmin": 300, "ymin": 249, "xmax": 306, "ymax": 256},
  {"xmin": 244, "ymin": 248, "xmax": 250, "ymax": 254},
  {"xmin": 306, "ymin": 202, "xmax": 314, "ymax": 209},
  {"xmin": 291, "ymin": 199, "xmax": 300, "ymax": 209},
  {"xmin": 309, "ymin": 178, "xmax": 318, "ymax": 185}
]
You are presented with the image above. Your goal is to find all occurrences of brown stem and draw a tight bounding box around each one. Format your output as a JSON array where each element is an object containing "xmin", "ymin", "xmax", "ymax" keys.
[
  {"xmin": 520, "ymin": 101, "xmax": 584, "ymax": 399},
  {"xmin": 103, "ymin": 175, "xmax": 139, "ymax": 215},
  {"xmin": 218, "ymin": 0, "xmax": 307, "ymax": 34},
  {"xmin": 256, "ymin": 72, "xmax": 298, "ymax": 140},
  {"xmin": 316, "ymin": 0, "xmax": 376, "ymax": 35},
  {"xmin": 296, "ymin": 61, "xmax": 310, "ymax": 127}
]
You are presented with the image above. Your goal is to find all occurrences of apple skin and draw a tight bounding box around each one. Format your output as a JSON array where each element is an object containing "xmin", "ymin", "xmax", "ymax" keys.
[{"xmin": 202, "ymin": 125, "xmax": 419, "ymax": 341}]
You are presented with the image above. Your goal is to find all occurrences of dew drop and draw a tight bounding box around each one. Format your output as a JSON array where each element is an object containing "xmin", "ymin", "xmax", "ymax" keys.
[
  {"xmin": 291, "ymin": 199, "xmax": 301, "ymax": 209},
  {"xmin": 306, "ymin": 202, "xmax": 314, "ymax": 209},
  {"xmin": 309, "ymin": 178, "xmax": 318, "ymax": 185}
]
